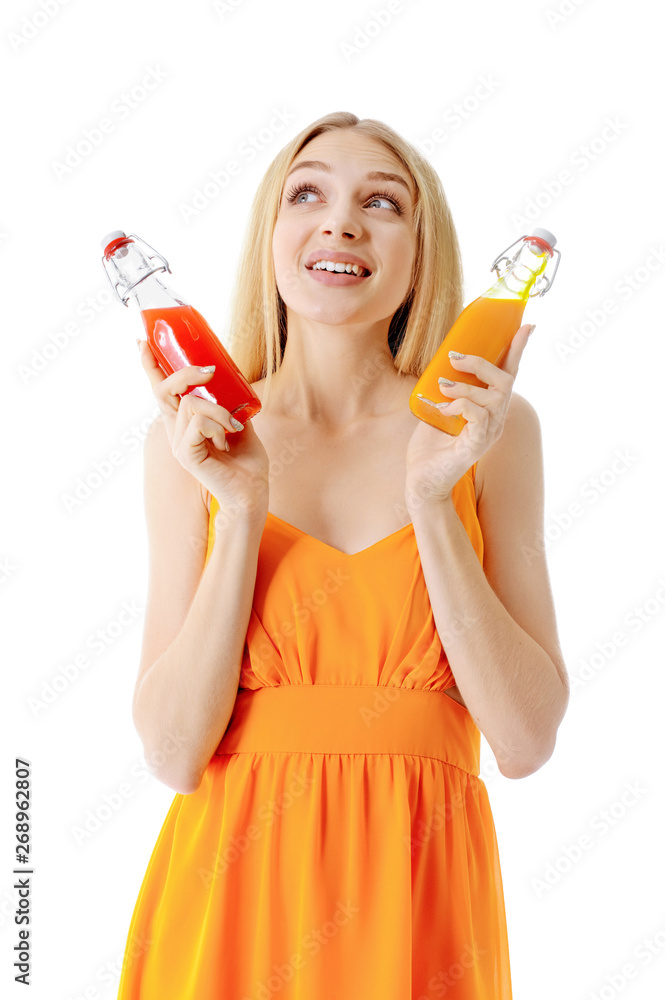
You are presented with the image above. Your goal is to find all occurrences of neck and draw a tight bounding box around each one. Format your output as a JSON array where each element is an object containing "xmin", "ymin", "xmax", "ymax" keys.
[{"xmin": 265, "ymin": 311, "xmax": 408, "ymax": 430}]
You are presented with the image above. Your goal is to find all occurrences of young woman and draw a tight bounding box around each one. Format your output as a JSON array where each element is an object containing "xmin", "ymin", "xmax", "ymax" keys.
[{"xmin": 117, "ymin": 111, "xmax": 569, "ymax": 999}]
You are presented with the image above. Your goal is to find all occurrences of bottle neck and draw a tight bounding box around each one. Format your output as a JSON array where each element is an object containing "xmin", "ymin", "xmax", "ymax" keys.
[
  {"xmin": 482, "ymin": 239, "xmax": 551, "ymax": 302},
  {"xmin": 129, "ymin": 272, "xmax": 189, "ymax": 311}
]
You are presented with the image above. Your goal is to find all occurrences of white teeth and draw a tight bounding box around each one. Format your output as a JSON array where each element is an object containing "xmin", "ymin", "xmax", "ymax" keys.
[{"xmin": 312, "ymin": 259, "xmax": 367, "ymax": 276}]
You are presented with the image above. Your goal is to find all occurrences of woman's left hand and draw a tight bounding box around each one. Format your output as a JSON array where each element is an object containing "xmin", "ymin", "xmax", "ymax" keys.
[{"xmin": 404, "ymin": 323, "xmax": 534, "ymax": 509}]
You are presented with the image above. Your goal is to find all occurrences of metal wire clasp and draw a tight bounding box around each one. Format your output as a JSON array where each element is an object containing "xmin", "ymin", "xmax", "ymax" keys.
[
  {"xmin": 101, "ymin": 233, "xmax": 172, "ymax": 306},
  {"xmin": 490, "ymin": 235, "xmax": 561, "ymax": 298}
]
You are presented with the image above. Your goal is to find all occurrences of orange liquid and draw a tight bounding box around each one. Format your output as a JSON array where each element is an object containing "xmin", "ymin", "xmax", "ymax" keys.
[
  {"xmin": 141, "ymin": 304, "xmax": 261, "ymax": 423},
  {"xmin": 409, "ymin": 296, "xmax": 527, "ymax": 435}
]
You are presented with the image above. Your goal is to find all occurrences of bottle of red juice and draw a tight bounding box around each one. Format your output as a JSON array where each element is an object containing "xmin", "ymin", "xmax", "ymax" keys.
[{"xmin": 101, "ymin": 230, "xmax": 261, "ymax": 424}]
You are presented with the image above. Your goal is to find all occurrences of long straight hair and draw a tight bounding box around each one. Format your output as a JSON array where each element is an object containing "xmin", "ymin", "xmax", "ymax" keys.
[{"xmin": 224, "ymin": 111, "xmax": 464, "ymax": 410}]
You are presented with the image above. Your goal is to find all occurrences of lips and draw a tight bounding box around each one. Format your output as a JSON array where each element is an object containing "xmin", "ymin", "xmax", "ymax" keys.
[{"xmin": 306, "ymin": 266, "xmax": 369, "ymax": 285}]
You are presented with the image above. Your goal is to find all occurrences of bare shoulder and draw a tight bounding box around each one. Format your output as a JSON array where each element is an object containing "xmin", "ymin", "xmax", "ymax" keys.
[
  {"xmin": 474, "ymin": 391, "xmax": 542, "ymax": 506},
  {"xmin": 145, "ymin": 413, "xmax": 210, "ymax": 515}
]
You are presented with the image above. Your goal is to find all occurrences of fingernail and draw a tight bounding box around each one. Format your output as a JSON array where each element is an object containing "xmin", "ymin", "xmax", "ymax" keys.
[
  {"xmin": 528, "ymin": 324, "xmax": 536, "ymax": 337},
  {"xmin": 448, "ymin": 351, "xmax": 465, "ymax": 359},
  {"xmin": 199, "ymin": 365, "xmax": 216, "ymax": 373},
  {"xmin": 438, "ymin": 377, "xmax": 456, "ymax": 387},
  {"xmin": 230, "ymin": 416, "xmax": 244, "ymax": 431},
  {"xmin": 136, "ymin": 338, "xmax": 142, "ymax": 350}
]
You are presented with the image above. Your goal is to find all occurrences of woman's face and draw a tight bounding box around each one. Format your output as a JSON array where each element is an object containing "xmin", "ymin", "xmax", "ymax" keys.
[{"xmin": 272, "ymin": 129, "xmax": 417, "ymax": 330}]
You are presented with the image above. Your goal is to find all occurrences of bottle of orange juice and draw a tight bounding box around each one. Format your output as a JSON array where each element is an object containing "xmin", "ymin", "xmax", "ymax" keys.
[{"xmin": 409, "ymin": 227, "xmax": 560, "ymax": 435}]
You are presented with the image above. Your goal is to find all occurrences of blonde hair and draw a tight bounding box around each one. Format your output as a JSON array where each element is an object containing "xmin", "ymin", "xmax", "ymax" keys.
[{"xmin": 225, "ymin": 111, "xmax": 464, "ymax": 410}]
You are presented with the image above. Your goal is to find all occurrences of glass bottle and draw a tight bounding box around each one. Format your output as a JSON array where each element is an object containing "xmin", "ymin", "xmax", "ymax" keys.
[
  {"xmin": 100, "ymin": 231, "xmax": 261, "ymax": 424},
  {"xmin": 409, "ymin": 227, "xmax": 560, "ymax": 435}
]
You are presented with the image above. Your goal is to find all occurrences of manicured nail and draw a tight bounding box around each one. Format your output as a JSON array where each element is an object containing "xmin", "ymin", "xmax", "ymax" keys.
[
  {"xmin": 438, "ymin": 377, "xmax": 456, "ymax": 387},
  {"xmin": 230, "ymin": 416, "xmax": 244, "ymax": 431},
  {"xmin": 448, "ymin": 351, "xmax": 465, "ymax": 359},
  {"xmin": 199, "ymin": 365, "xmax": 215, "ymax": 373}
]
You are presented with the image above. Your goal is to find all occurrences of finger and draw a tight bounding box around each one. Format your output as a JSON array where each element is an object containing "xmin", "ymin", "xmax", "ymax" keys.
[
  {"xmin": 447, "ymin": 351, "xmax": 515, "ymax": 392},
  {"xmin": 145, "ymin": 357, "xmax": 217, "ymax": 413},
  {"xmin": 137, "ymin": 338, "xmax": 168, "ymax": 389},
  {"xmin": 171, "ymin": 394, "xmax": 230, "ymax": 455},
  {"xmin": 138, "ymin": 339, "xmax": 218, "ymax": 393},
  {"xmin": 436, "ymin": 377, "xmax": 505, "ymax": 408},
  {"xmin": 175, "ymin": 392, "xmax": 244, "ymax": 433},
  {"xmin": 437, "ymin": 395, "xmax": 489, "ymax": 428},
  {"xmin": 500, "ymin": 323, "xmax": 534, "ymax": 378},
  {"xmin": 175, "ymin": 412, "xmax": 230, "ymax": 464}
]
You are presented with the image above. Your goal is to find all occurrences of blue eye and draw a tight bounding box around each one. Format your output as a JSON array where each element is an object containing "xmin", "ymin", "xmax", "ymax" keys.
[{"xmin": 284, "ymin": 181, "xmax": 405, "ymax": 215}]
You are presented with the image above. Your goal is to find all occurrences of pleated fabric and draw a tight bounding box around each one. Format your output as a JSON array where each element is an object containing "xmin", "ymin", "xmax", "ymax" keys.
[{"xmin": 116, "ymin": 462, "xmax": 513, "ymax": 998}]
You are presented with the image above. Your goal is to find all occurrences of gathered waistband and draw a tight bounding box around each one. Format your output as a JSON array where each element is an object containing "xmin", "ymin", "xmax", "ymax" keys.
[{"xmin": 214, "ymin": 685, "xmax": 480, "ymax": 776}]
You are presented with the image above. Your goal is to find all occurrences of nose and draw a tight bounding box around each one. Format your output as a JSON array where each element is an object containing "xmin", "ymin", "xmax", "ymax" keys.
[{"xmin": 319, "ymin": 195, "xmax": 363, "ymax": 240}]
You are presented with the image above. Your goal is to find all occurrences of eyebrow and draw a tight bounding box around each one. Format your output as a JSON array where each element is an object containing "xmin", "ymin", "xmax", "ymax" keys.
[{"xmin": 285, "ymin": 159, "xmax": 412, "ymax": 196}]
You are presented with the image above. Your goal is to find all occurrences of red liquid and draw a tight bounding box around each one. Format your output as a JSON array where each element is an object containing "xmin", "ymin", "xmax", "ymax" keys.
[{"xmin": 140, "ymin": 304, "xmax": 261, "ymax": 423}]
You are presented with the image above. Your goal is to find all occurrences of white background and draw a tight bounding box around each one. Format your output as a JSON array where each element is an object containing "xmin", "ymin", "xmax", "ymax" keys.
[{"xmin": 2, "ymin": 1, "xmax": 664, "ymax": 997}]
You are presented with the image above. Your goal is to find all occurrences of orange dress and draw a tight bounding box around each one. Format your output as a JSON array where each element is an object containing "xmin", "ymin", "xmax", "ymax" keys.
[{"xmin": 116, "ymin": 462, "xmax": 512, "ymax": 998}]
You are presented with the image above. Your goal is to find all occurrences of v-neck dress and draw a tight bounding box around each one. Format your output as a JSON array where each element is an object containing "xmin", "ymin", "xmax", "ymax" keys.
[{"xmin": 116, "ymin": 461, "xmax": 513, "ymax": 999}]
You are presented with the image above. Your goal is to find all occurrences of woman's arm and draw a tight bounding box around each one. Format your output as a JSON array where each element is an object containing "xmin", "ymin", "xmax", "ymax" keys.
[
  {"xmin": 132, "ymin": 416, "xmax": 267, "ymax": 794},
  {"xmin": 408, "ymin": 392, "xmax": 569, "ymax": 779}
]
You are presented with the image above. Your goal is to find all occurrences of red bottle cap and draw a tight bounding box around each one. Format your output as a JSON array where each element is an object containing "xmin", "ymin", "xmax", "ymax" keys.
[{"xmin": 100, "ymin": 230, "xmax": 128, "ymax": 253}]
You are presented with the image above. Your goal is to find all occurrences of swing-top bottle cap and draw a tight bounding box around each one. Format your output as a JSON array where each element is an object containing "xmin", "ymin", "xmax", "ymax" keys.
[
  {"xmin": 529, "ymin": 227, "xmax": 557, "ymax": 250},
  {"xmin": 100, "ymin": 230, "xmax": 128, "ymax": 253}
]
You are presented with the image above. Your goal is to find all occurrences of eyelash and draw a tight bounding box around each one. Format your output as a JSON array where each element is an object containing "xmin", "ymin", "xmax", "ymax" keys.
[{"xmin": 285, "ymin": 181, "xmax": 406, "ymax": 216}]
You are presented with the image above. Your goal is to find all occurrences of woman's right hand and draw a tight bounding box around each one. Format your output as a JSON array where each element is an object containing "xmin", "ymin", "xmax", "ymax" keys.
[{"xmin": 138, "ymin": 339, "xmax": 270, "ymax": 519}]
